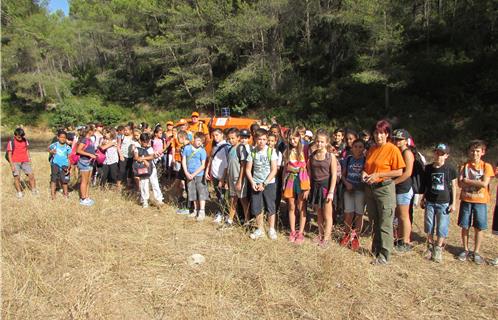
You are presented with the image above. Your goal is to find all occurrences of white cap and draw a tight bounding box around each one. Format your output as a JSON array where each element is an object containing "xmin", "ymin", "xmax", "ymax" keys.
[{"xmin": 305, "ymin": 130, "xmax": 313, "ymax": 138}]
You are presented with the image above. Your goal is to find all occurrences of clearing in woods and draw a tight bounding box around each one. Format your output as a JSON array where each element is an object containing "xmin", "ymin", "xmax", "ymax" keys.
[{"xmin": 1, "ymin": 152, "xmax": 497, "ymax": 319}]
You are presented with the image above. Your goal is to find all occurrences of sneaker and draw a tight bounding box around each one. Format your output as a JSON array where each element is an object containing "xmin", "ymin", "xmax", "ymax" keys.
[
  {"xmin": 250, "ymin": 228, "xmax": 265, "ymax": 240},
  {"xmin": 318, "ymin": 239, "xmax": 330, "ymax": 249},
  {"xmin": 394, "ymin": 242, "xmax": 412, "ymax": 254},
  {"xmin": 351, "ymin": 235, "xmax": 360, "ymax": 251},
  {"xmin": 31, "ymin": 189, "xmax": 39, "ymax": 195},
  {"xmin": 433, "ymin": 245, "xmax": 443, "ymax": 263},
  {"xmin": 188, "ymin": 211, "xmax": 197, "ymax": 219},
  {"xmin": 457, "ymin": 250, "xmax": 469, "ymax": 262},
  {"xmin": 79, "ymin": 198, "xmax": 94, "ymax": 206},
  {"xmin": 142, "ymin": 201, "xmax": 149, "ymax": 208},
  {"xmin": 213, "ymin": 212, "xmax": 223, "ymax": 224},
  {"xmin": 87, "ymin": 198, "xmax": 95, "ymax": 205},
  {"xmin": 268, "ymin": 228, "xmax": 278, "ymax": 240},
  {"xmin": 490, "ymin": 257, "xmax": 498, "ymax": 266},
  {"xmin": 288, "ymin": 231, "xmax": 297, "ymax": 243},
  {"xmin": 16, "ymin": 192, "xmax": 23, "ymax": 199},
  {"xmin": 196, "ymin": 210, "xmax": 206, "ymax": 222},
  {"xmin": 473, "ymin": 253, "xmax": 484, "ymax": 265},
  {"xmin": 294, "ymin": 232, "xmax": 304, "ymax": 245},
  {"xmin": 339, "ymin": 233, "xmax": 350, "ymax": 247},
  {"xmin": 371, "ymin": 256, "xmax": 388, "ymax": 265},
  {"xmin": 312, "ymin": 235, "xmax": 322, "ymax": 244},
  {"xmin": 423, "ymin": 243, "xmax": 434, "ymax": 260},
  {"xmin": 176, "ymin": 208, "xmax": 190, "ymax": 215}
]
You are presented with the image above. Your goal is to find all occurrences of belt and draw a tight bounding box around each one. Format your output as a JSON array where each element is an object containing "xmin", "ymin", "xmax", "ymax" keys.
[{"xmin": 370, "ymin": 179, "xmax": 392, "ymax": 189}]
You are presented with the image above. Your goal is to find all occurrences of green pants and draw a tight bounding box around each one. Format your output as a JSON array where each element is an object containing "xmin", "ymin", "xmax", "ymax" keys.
[{"xmin": 365, "ymin": 182, "xmax": 396, "ymax": 261}]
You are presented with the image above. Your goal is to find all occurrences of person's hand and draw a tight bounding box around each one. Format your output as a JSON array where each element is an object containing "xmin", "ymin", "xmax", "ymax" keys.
[
  {"xmin": 90, "ymin": 154, "xmax": 97, "ymax": 160},
  {"xmin": 448, "ymin": 204, "xmax": 455, "ymax": 213},
  {"xmin": 364, "ymin": 173, "xmax": 379, "ymax": 185},
  {"xmin": 205, "ymin": 171, "xmax": 211, "ymax": 181},
  {"xmin": 11, "ymin": 164, "xmax": 15, "ymax": 172},
  {"xmin": 218, "ymin": 179, "xmax": 225, "ymax": 189},
  {"xmin": 303, "ymin": 190, "xmax": 309, "ymax": 200},
  {"xmin": 144, "ymin": 160, "xmax": 149, "ymax": 167},
  {"xmin": 420, "ymin": 197, "xmax": 426, "ymax": 209},
  {"xmin": 119, "ymin": 156, "xmax": 124, "ymax": 161},
  {"xmin": 186, "ymin": 173, "xmax": 193, "ymax": 180},
  {"xmin": 326, "ymin": 192, "xmax": 334, "ymax": 203},
  {"xmin": 252, "ymin": 182, "xmax": 259, "ymax": 192},
  {"xmin": 236, "ymin": 181, "xmax": 242, "ymax": 192},
  {"xmin": 50, "ymin": 148, "xmax": 57, "ymax": 154}
]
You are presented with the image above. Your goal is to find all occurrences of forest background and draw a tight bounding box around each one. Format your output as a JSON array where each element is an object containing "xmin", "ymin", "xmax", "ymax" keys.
[{"xmin": 2, "ymin": 0, "xmax": 497, "ymax": 146}]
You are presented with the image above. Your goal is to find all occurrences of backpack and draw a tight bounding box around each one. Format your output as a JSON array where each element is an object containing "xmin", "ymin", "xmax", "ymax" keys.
[
  {"xmin": 212, "ymin": 142, "xmax": 230, "ymax": 160},
  {"xmin": 69, "ymin": 138, "xmax": 91, "ymax": 165},
  {"xmin": 251, "ymin": 146, "xmax": 273, "ymax": 165},
  {"xmin": 132, "ymin": 147, "xmax": 153, "ymax": 177},
  {"xmin": 411, "ymin": 149, "xmax": 427, "ymax": 194},
  {"xmin": 5, "ymin": 138, "xmax": 29, "ymax": 162}
]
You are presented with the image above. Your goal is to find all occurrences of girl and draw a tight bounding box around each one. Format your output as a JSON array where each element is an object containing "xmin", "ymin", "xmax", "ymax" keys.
[
  {"xmin": 77, "ymin": 125, "xmax": 97, "ymax": 206},
  {"xmin": 283, "ymin": 128, "xmax": 311, "ymax": 244},
  {"xmin": 309, "ymin": 130, "xmax": 337, "ymax": 247},
  {"xmin": 340, "ymin": 139, "xmax": 366, "ymax": 250},
  {"xmin": 152, "ymin": 126, "xmax": 168, "ymax": 177},
  {"xmin": 341, "ymin": 130, "xmax": 358, "ymax": 159},
  {"xmin": 100, "ymin": 128, "xmax": 121, "ymax": 187},
  {"xmin": 118, "ymin": 125, "xmax": 134, "ymax": 190},
  {"xmin": 268, "ymin": 133, "xmax": 283, "ymax": 214},
  {"xmin": 131, "ymin": 128, "xmax": 143, "ymax": 191},
  {"xmin": 393, "ymin": 129, "xmax": 415, "ymax": 253},
  {"xmin": 133, "ymin": 133, "xmax": 164, "ymax": 208}
]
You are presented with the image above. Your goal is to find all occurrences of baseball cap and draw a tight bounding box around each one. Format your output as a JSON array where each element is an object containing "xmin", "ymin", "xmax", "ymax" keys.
[
  {"xmin": 239, "ymin": 129, "xmax": 251, "ymax": 138},
  {"xmin": 393, "ymin": 129, "xmax": 410, "ymax": 140},
  {"xmin": 166, "ymin": 121, "xmax": 174, "ymax": 126},
  {"xmin": 191, "ymin": 111, "xmax": 200, "ymax": 117},
  {"xmin": 434, "ymin": 143, "xmax": 450, "ymax": 154},
  {"xmin": 176, "ymin": 119, "xmax": 188, "ymax": 126},
  {"xmin": 305, "ymin": 130, "xmax": 313, "ymax": 138}
]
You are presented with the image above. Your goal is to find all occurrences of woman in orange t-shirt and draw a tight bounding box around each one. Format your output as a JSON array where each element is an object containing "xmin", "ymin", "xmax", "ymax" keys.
[{"xmin": 362, "ymin": 120, "xmax": 405, "ymax": 265}]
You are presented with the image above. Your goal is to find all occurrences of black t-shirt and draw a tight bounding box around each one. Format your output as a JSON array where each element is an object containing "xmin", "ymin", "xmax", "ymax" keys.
[
  {"xmin": 423, "ymin": 163, "xmax": 458, "ymax": 203},
  {"xmin": 396, "ymin": 149, "xmax": 413, "ymax": 194}
]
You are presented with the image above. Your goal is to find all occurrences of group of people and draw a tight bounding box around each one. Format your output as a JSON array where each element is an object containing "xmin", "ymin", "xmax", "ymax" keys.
[{"xmin": 5, "ymin": 113, "xmax": 498, "ymax": 266}]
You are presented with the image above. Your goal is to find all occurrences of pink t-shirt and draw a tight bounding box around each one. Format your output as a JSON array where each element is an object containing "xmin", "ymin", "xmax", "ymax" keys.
[{"xmin": 152, "ymin": 138, "xmax": 164, "ymax": 154}]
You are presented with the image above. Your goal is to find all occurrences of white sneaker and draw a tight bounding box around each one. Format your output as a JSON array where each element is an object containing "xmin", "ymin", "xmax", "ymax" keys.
[
  {"xmin": 268, "ymin": 228, "xmax": 278, "ymax": 240},
  {"xmin": 188, "ymin": 211, "xmax": 197, "ymax": 219},
  {"xmin": 16, "ymin": 192, "xmax": 23, "ymax": 199},
  {"xmin": 176, "ymin": 208, "xmax": 190, "ymax": 215},
  {"xmin": 250, "ymin": 228, "xmax": 265, "ymax": 240},
  {"xmin": 196, "ymin": 210, "xmax": 206, "ymax": 222},
  {"xmin": 142, "ymin": 201, "xmax": 149, "ymax": 208},
  {"xmin": 213, "ymin": 212, "xmax": 223, "ymax": 224},
  {"xmin": 79, "ymin": 198, "xmax": 94, "ymax": 206}
]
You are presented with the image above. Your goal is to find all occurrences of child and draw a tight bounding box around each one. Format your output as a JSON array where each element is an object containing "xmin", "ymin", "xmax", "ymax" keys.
[
  {"xmin": 206, "ymin": 128, "xmax": 230, "ymax": 224},
  {"xmin": 340, "ymin": 139, "xmax": 366, "ymax": 250},
  {"xmin": 182, "ymin": 132, "xmax": 208, "ymax": 221},
  {"xmin": 131, "ymin": 129, "xmax": 142, "ymax": 191},
  {"xmin": 457, "ymin": 140, "xmax": 494, "ymax": 265},
  {"xmin": 246, "ymin": 129, "xmax": 279, "ymax": 240},
  {"xmin": 332, "ymin": 128, "xmax": 346, "ymax": 157},
  {"xmin": 282, "ymin": 128, "xmax": 310, "ymax": 244},
  {"xmin": 91, "ymin": 123, "xmax": 105, "ymax": 185},
  {"xmin": 133, "ymin": 133, "xmax": 164, "ymax": 208},
  {"xmin": 309, "ymin": 130, "xmax": 337, "ymax": 247},
  {"xmin": 420, "ymin": 143, "xmax": 457, "ymax": 263},
  {"xmin": 268, "ymin": 133, "xmax": 283, "ymax": 214},
  {"xmin": 48, "ymin": 130, "xmax": 72, "ymax": 199},
  {"xmin": 152, "ymin": 126, "xmax": 169, "ymax": 176},
  {"xmin": 100, "ymin": 128, "xmax": 121, "ymax": 187},
  {"xmin": 77, "ymin": 125, "xmax": 97, "ymax": 206},
  {"xmin": 224, "ymin": 128, "xmax": 250, "ymax": 227},
  {"xmin": 173, "ymin": 130, "xmax": 191, "ymax": 214},
  {"xmin": 6, "ymin": 128, "xmax": 38, "ymax": 198},
  {"xmin": 117, "ymin": 125, "xmax": 134, "ymax": 190}
]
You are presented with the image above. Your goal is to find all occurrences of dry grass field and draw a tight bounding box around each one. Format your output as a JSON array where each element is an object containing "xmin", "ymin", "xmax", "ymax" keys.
[{"xmin": 2, "ymin": 150, "xmax": 497, "ymax": 319}]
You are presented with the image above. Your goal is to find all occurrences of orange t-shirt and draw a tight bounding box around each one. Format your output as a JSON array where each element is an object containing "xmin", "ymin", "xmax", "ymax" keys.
[
  {"xmin": 172, "ymin": 138, "xmax": 184, "ymax": 162},
  {"xmin": 364, "ymin": 142, "xmax": 406, "ymax": 183},
  {"xmin": 459, "ymin": 161, "xmax": 494, "ymax": 203},
  {"xmin": 188, "ymin": 122, "xmax": 209, "ymax": 135}
]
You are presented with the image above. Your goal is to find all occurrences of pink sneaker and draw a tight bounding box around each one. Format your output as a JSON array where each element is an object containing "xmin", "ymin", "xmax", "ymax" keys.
[
  {"xmin": 339, "ymin": 233, "xmax": 351, "ymax": 247},
  {"xmin": 294, "ymin": 232, "xmax": 305, "ymax": 245},
  {"xmin": 288, "ymin": 231, "xmax": 297, "ymax": 243},
  {"xmin": 312, "ymin": 235, "xmax": 322, "ymax": 244},
  {"xmin": 351, "ymin": 236, "xmax": 360, "ymax": 251}
]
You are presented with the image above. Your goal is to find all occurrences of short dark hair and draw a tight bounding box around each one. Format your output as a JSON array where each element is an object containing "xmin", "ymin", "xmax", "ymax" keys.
[
  {"xmin": 254, "ymin": 128, "xmax": 268, "ymax": 138},
  {"xmin": 14, "ymin": 128, "xmax": 25, "ymax": 138},
  {"xmin": 227, "ymin": 128, "xmax": 240, "ymax": 136},
  {"xmin": 57, "ymin": 129, "xmax": 67, "ymax": 137},
  {"xmin": 194, "ymin": 132, "xmax": 205, "ymax": 140},
  {"xmin": 467, "ymin": 140, "xmax": 487, "ymax": 152},
  {"xmin": 352, "ymin": 139, "xmax": 366, "ymax": 148},
  {"xmin": 139, "ymin": 133, "xmax": 151, "ymax": 142}
]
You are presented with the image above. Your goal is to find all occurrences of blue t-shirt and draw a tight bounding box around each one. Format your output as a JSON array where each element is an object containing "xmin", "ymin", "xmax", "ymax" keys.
[
  {"xmin": 78, "ymin": 137, "xmax": 96, "ymax": 165},
  {"xmin": 49, "ymin": 142, "xmax": 72, "ymax": 167},
  {"xmin": 344, "ymin": 155, "xmax": 365, "ymax": 189},
  {"xmin": 182, "ymin": 144, "xmax": 207, "ymax": 176}
]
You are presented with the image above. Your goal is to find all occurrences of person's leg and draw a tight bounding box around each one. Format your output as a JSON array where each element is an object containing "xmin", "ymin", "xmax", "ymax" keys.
[
  {"xmin": 458, "ymin": 201, "xmax": 472, "ymax": 252},
  {"xmin": 473, "ymin": 204, "xmax": 488, "ymax": 254},
  {"xmin": 344, "ymin": 212, "xmax": 354, "ymax": 232},
  {"xmin": 365, "ymin": 186, "xmax": 380, "ymax": 256},
  {"xmin": 51, "ymin": 182, "xmax": 57, "ymax": 199},
  {"xmin": 316, "ymin": 207, "xmax": 324, "ymax": 238},
  {"xmin": 80, "ymin": 171, "xmax": 90, "ymax": 199},
  {"xmin": 250, "ymin": 190, "xmax": 264, "ymax": 233},
  {"xmin": 13, "ymin": 175, "xmax": 22, "ymax": 192},
  {"xmin": 436, "ymin": 203, "xmax": 450, "ymax": 247},
  {"xmin": 287, "ymin": 197, "xmax": 296, "ymax": 233},
  {"xmin": 240, "ymin": 197, "xmax": 250, "ymax": 222},
  {"xmin": 353, "ymin": 214, "xmax": 363, "ymax": 234},
  {"xmin": 396, "ymin": 201, "xmax": 412, "ymax": 244},
  {"xmin": 297, "ymin": 194, "xmax": 306, "ymax": 234},
  {"xmin": 375, "ymin": 183, "xmax": 395, "ymax": 261},
  {"xmin": 228, "ymin": 196, "xmax": 238, "ymax": 222},
  {"xmin": 27, "ymin": 173, "xmax": 36, "ymax": 190},
  {"xmin": 353, "ymin": 190, "xmax": 365, "ymax": 234},
  {"xmin": 425, "ymin": 203, "xmax": 436, "ymax": 245},
  {"xmin": 109, "ymin": 163, "xmax": 119, "ymax": 185},
  {"xmin": 101, "ymin": 165, "xmax": 109, "ymax": 187},
  {"xmin": 323, "ymin": 201, "xmax": 333, "ymax": 241},
  {"xmin": 150, "ymin": 167, "xmax": 163, "ymax": 202},
  {"xmin": 140, "ymin": 178, "xmax": 150, "ymax": 205},
  {"xmin": 263, "ymin": 183, "xmax": 277, "ymax": 230}
]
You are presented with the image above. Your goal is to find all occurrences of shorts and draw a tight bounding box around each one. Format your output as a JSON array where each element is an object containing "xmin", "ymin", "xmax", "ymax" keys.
[
  {"xmin": 119, "ymin": 158, "xmax": 134, "ymax": 181},
  {"xmin": 78, "ymin": 159, "xmax": 93, "ymax": 172},
  {"xmin": 396, "ymin": 187, "xmax": 414, "ymax": 206},
  {"xmin": 344, "ymin": 189, "xmax": 366, "ymax": 215},
  {"xmin": 187, "ymin": 176, "xmax": 209, "ymax": 202},
  {"xmin": 228, "ymin": 177, "xmax": 248, "ymax": 198},
  {"xmin": 12, "ymin": 162, "xmax": 33, "ymax": 176},
  {"xmin": 458, "ymin": 201, "xmax": 488, "ymax": 230},
  {"xmin": 250, "ymin": 182, "xmax": 276, "ymax": 216},
  {"xmin": 424, "ymin": 202, "xmax": 450, "ymax": 238},
  {"xmin": 50, "ymin": 164, "xmax": 70, "ymax": 184}
]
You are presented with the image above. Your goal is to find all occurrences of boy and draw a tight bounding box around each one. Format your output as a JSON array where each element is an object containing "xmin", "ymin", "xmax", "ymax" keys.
[
  {"xmin": 133, "ymin": 133, "xmax": 163, "ymax": 208},
  {"xmin": 420, "ymin": 143, "xmax": 457, "ymax": 263},
  {"xmin": 6, "ymin": 128, "xmax": 38, "ymax": 198},
  {"xmin": 182, "ymin": 132, "xmax": 208, "ymax": 221},
  {"xmin": 173, "ymin": 130, "xmax": 191, "ymax": 214},
  {"xmin": 246, "ymin": 129, "xmax": 279, "ymax": 240},
  {"xmin": 222, "ymin": 128, "xmax": 250, "ymax": 228},
  {"xmin": 267, "ymin": 132, "xmax": 283, "ymax": 214},
  {"xmin": 457, "ymin": 140, "xmax": 494, "ymax": 265},
  {"xmin": 48, "ymin": 130, "xmax": 72, "ymax": 199},
  {"xmin": 206, "ymin": 128, "xmax": 230, "ymax": 224}
]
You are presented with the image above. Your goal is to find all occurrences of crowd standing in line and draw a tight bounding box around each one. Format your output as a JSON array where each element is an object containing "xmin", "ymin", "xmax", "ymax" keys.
[{"xmin": 5, "ymin": 113, "xmax": 498, "ymax": 266}]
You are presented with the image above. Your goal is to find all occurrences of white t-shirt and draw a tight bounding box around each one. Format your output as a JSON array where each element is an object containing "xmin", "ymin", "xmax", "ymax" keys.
[
  {"xmin": 103, "ymin": 139, "xmax": 119, "ymax": 165},
  {"xmin": 246, "ymin": 145, "xmax": 279, "ymax": 184},
  {"xmin": 120, "ymin": 136, "xmax": 134, "ymax": 158},
  {"xmin": 210, "ymin": 141, "xmax": 229, "ymax": 179},
  {"xmin": 133, "ymin": 146, "xmax": 155, "ymax": 168}
]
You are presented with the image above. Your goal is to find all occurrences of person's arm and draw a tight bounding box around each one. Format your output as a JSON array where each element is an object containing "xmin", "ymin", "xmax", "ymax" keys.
[
  {"xmin": 191, "ymin": 159, "xmax": 206, "ymax": 178},
  {"xmin": 449, "ymin": 178, "xmax": 458, "ymax": 212},
  {"xmin": 100, "ymin": 140, "xmax": 116, "ymax": 151},
  {"xmin": 341, "ymin": 159, "xmax": 353, "ymax": 191},
  {"xmin": 327, "ymin": 154, "xmax": 338, "ymax": 201},
  {"xmin": 461, "ymin": 176, "xmax": 491, "ymax": 189},
  {"xmin": 236, "ymin": 160, "xmax": 246, "ymax": 191},
  {"xmin": 77, "ymin": 141, "xmax": 96, "ymax": 159},
  {"xmin": 246, "ymin": 160, "xmax": 258, "ymax": 191},
  {"xmin": 182, "ymin": 155, "xmax": 191, "ymax": 180},
  {"xmin": 205, "ymin": 153, "xmax": 212, "ymax": 180},
  {"xmin": 363, "ymin": 169, "xmax": 403, "ymax": 184},
  {"xmin": 394, "ymin": 150, "xmax": 414, "ymax": 184},
  {"xmin": 263, "ymin": 159, "xmax": 278, "ymax": 187}
]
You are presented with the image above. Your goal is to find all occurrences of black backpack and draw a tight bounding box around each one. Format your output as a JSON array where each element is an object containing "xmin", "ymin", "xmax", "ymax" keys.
[
  {"xmin": 5, "ymin": 138, "xmax": 29, "ymax": 162},
  {"xmin": 411, "ymin": 149, "xmax": 426, "ymax": 194},
  {"xmin": 132, "ymin": 147, "xmax": 153, "ymax": 177}
]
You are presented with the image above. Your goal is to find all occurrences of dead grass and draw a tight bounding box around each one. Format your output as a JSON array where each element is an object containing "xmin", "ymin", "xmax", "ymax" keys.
[{"xmin": 2, "ymin": 152, "xmax": 498, "ymax": 320}]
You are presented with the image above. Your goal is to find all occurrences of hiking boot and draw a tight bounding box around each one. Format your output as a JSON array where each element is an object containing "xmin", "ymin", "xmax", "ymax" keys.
[
  {"xmin": 371, "ymin": 256, "xmax": 388, "ymax": 266},
  {"xmin": 294, "ymin": 232, "xmax": 304, "ymax": 245},
  {"xmin": 340, "ymin": 233, "xmax": 350, "ymax": 247},
  {"xmin": 268, "ymin": 228, "xmax": 278, "ymax": 240},
  {"xmin": 424, "ymin": 243, "xmax": 434, "ymax": 260},
  {"xmin": 288, "ymin": 231, "xmax": 297, "ymax": 243},
  {"xmin": 351, "ymin": 235, "xmax": 360, "ymax": 251},
  {"xmin": 394, "ymin": 242, "xmax": 412, "ymax": 254},
  {"xmin": 250, "ymin": 228, "xmax": 265, "ymax": 240},
  {"xmin": 473, "ymin": 253, "xmax": 484, "ymax": 265},
  {"xmin": 196, "ymin": 210, "xmax": 206, "ymax": 222},
  {"xmin": 457, "ymin": 250, "xmax": 469, "ymax": 262},
  {"xmin": 433, "ymin": 245, "xmax": 443, "ymax": 263}
]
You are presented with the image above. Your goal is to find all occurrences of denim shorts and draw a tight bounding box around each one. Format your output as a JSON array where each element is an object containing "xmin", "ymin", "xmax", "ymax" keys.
[
  {"xmin": 78, "ymin": 160, "xmax": 93, "ymax": 172},
  {"xmin": 396, "ymin": 187, "xmax": 413, "ymax": 206},
  {"xmin": 458, "ymin": 201, "xmax": 488, "ymax": 230},
  {"xmin": 424, "ymin": 202, "xmax": 450, "ymax": 238}
]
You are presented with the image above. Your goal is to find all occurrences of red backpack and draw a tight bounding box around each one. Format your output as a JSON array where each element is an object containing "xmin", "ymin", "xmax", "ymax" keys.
[{"xmin": 69, "ymin": 139, "xmax": 90, "ymax": 165}]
